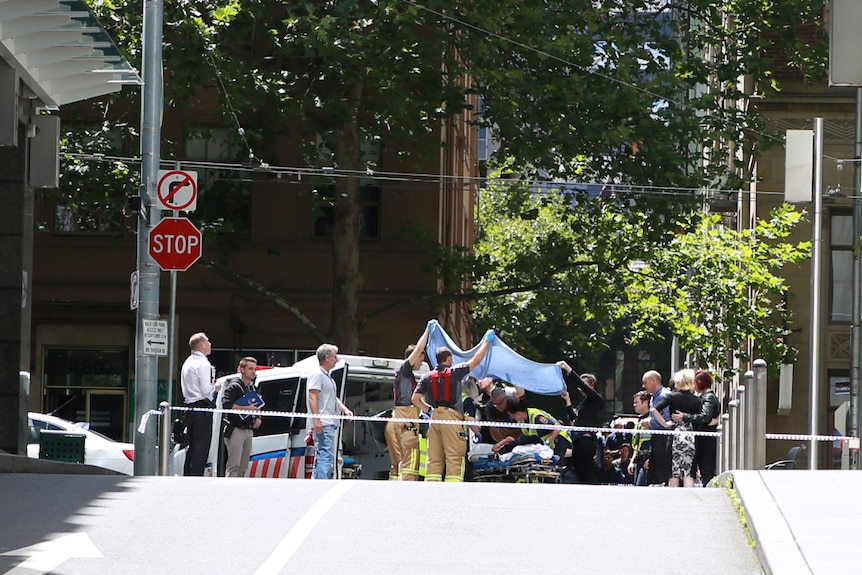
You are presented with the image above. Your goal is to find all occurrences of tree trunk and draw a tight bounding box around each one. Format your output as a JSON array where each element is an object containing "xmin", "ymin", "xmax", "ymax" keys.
[{"xmin": 329, "ymin": 115, "xmax": 363, "ymax": 353}]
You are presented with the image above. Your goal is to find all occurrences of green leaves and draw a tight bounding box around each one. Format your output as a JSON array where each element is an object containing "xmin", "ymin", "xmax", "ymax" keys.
[{"xmin": 473, "ymin": 178, "xmax": 810, "ymax": 378}]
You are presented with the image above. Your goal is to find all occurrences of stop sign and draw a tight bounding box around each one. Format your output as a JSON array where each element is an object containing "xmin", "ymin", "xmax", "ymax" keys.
[{"xmin": 148, "ymin": 217, "xmax": 202, "ymax": 271}]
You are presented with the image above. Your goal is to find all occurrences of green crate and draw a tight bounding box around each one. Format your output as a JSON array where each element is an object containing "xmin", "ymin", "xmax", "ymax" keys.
[{"xmin": 39, "ymin": 430, "xmax": 86, "ymax": 464}]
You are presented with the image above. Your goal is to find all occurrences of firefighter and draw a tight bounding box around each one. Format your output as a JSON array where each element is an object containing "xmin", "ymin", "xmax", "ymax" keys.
[
  {"xmin": 412, "ymin": 331, "xmax": 494, "ymax": 482},
  {"xmin": 390, "ymin": 326, "xmax": 431, "ymax": 480}
]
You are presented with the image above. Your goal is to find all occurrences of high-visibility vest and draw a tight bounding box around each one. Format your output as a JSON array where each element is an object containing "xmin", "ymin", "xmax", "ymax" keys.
[{"xmin": 523, "ymin": 408, "xmax": 571, "ymax": 446}]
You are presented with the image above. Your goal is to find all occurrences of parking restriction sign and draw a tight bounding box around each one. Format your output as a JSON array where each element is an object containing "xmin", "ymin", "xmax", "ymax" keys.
[{"xmin": 142, "ymin": 319, "xmax": 168, "ymax": 356}]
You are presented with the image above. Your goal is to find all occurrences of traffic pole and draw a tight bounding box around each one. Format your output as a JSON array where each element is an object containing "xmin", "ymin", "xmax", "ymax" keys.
[{"xmin": 134, "ymin": 0, "xmax": 164, "ymax": 476}]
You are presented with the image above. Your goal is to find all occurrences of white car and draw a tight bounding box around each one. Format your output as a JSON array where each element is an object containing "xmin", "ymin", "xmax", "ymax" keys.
[{"xmin": 27, "ymin": 412, "xmax": 135, "ymax": 475}]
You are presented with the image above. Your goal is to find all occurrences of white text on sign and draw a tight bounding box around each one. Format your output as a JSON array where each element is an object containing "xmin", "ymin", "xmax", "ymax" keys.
[{"xmin": 151, "ymin": 233, "xmax": 200, "ymax": 255}]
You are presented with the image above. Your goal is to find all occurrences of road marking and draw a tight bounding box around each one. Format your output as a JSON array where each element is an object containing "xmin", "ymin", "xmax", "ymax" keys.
[
  {"xmin": 2, "ymin": 532, "xmax": 102, "ymax": 575},
  {"xmin": 254, "ymin": 481, "xmax": 355, "ymax": 575}
]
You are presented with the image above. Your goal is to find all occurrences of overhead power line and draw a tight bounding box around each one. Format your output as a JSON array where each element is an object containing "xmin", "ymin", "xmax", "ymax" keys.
[{"xmin": 64, "ymin": 151, "xmax": 792, "ymax": 198}]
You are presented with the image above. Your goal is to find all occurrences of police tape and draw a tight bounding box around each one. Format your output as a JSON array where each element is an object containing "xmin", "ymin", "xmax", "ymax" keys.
[{"xmin": 137, "ymin": 405, "xmax": 857, "ymax": 444}]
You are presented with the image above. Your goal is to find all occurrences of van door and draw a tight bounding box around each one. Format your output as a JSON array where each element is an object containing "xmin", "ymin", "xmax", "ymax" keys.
[
  {"xmin": 331, "ymin": 364, "xmax": 348, "ymax": 479},
  {"xmin": 257, "ymin": 374, "xmax": 306, "ymax": 437},
  {"xmin": 230, "ymin": 374, "xmax": 305, "ymax": 478}
]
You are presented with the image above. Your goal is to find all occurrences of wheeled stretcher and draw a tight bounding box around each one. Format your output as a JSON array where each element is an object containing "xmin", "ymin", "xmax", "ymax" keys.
[{"xmin": 470, "ymin": 452, "xmax": 562, "ymax": 483}]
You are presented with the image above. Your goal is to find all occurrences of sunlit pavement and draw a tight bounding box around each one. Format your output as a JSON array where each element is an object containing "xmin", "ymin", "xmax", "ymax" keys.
[{"xmin": 0, "ymin": 469, "xmax": 767, "ymax": 575}]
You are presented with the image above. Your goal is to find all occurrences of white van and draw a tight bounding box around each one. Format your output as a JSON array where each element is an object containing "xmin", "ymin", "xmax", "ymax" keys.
[{"xmin": 171, "ymin": 354, "xmax": 429, "ymax": 479}]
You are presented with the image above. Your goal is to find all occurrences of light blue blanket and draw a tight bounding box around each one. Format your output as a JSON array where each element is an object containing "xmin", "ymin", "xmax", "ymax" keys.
[{"xmin": 425, "ymin": 321, "xmax": 566, "ymax": 395}]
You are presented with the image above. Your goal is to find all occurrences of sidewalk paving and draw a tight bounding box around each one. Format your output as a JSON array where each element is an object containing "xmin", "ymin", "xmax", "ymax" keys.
[{"xmin": 728, "ymin": 470, "xmax": 862, "ymax": 575}]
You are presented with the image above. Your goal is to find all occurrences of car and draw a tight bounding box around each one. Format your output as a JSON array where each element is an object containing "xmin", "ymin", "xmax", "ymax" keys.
[{"xmin": 27, "ymin": 412, "xmax": 135, "ymax": 475}]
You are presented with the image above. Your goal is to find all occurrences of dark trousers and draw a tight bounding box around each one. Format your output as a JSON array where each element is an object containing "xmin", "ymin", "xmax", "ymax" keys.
[
  {"xmin": 572, "ymin": 435, "xmax": 599, "ymax": 485},
  {"xmin": 694, "ymin": 435, "xmax": 717, "ymax": 486},
  {"xmin": 647, "ymin": 433, "xmax": 671, "ymax": 485},
  {"xmin": 183, "ymin": 409, "xmax": 213, "ymax": 476}
]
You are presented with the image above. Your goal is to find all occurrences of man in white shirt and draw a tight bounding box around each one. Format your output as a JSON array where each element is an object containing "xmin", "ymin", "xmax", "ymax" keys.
[
  {"xmin": 180, "ymin": 332, "xmax": 218, "ymax": 476},
  {"xmin": 307, "ymin": 343, "xmax": 353, "ymax": 479}
]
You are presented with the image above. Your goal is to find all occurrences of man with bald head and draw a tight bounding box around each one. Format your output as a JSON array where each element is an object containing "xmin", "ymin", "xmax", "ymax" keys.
[{"xmin": 642, "ymin": 369, "xmax": 671, "ymax": 485}]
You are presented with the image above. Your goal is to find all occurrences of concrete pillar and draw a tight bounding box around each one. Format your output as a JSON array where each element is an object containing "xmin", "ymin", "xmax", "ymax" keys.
[{"xmin": 0, "ymin": 112, "xmax": 30, "ymax": 455}]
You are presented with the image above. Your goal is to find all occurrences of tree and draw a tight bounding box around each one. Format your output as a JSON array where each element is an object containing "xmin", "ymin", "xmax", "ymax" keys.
[
  {"xmin": 472, "ymin": 178, "xmax": 810, "ymax": 380},
  {"xmin": 624, "ymin": 204, "xmax": 810, "ymax": 380},
  {"xmin": 62, "ymin": 0, "xmax": 826, "ymax": 352}
]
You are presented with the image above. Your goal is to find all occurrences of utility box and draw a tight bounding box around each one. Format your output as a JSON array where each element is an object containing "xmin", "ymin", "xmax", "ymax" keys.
[{"xmin": 39, "ymin": 430, "xmax": 85, "ymax": 464}]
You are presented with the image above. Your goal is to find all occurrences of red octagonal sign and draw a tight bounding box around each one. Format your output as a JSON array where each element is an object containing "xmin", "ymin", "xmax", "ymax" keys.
[{"xmin": 149, "ymin": 217, "xmax": 202, "ymax": 271}]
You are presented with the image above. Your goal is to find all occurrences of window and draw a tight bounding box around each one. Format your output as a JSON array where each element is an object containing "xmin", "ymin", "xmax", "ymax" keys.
[
  {"xmin": 186, "ymin": 127, "xmax": 251, "ymax": 237},
  {"xmin": 43, "ymin": 348, "xmax": 128, "ymax": 388},
  {"xmin": 209, "ymin": 348, "xmax": 315, "ymax": 378},
  {"xmin": 830, "ymin": 214, "xmax": 852, "ymax": 322},
  {"xmin": 42, "ymin": 347, "xmax": 130, "ymax": 440},
  {"xmin": 55, "ymin": 205, "xmax": 123, "ymax": 233},
  {"xmin": 312, "ymin": 185, "xmax": 381, "ymax": 240},
  {"xmin": 311, "ymin": 138, "xmax": 381, "ymax": 240}
]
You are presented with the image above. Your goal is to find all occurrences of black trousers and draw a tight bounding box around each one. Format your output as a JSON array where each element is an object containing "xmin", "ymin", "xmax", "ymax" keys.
[
  {"xmin": 647, "ymin": 433, "xmax": 672, "ymax": 485},
  {"xmin": 572, "ymin": 435, "xmax": 599, "ymax": 485},
  {"xmin": 183, "ymin": 409, "xmax": 213, "ymax": 476},
  {"xmin": 694, "ymin": 435, "xmax": 718, "ymax": 486}
]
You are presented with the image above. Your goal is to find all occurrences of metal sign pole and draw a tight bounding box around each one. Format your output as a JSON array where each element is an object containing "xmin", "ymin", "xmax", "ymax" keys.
[{"xmin": 133, "ymin": 0, "xmax": 163, "ymax": 476}]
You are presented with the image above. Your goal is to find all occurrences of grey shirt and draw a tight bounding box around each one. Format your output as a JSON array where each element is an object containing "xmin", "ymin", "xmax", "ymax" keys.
[
  {"xmin": 307, "ymin": 365, "xmax": 339, "ymax": 427},
  {"xmin": 394, "ymin": 359, "xmax": 417, "ymax": 407},
  {"xmin": 415, "ymin": 362, "xmax": 471, "ymax": 414}
]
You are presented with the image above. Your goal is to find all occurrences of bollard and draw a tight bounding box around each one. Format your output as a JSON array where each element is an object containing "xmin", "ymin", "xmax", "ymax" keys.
[
  {"xmin": 159, "ymin": 401, "xmax": 171, "ymax": 476},
  {"xmin": 752, "ymin": 359, "xmax": 767, "ymax": 469},
  {"xmin": 737, "ymin": 386, "xmax": 747, "ymax": 470},
  {"xmin": 743, "ymin": 372, "xmax": 755, "ymax": 470},
  {"xmin": 716, "ymin": 420, "xmax": 724, "ymax": 477},
  {"xmin": 728, "ymin": 399, "xmax": 739, "ymax": 470},
  {"xmin": 720, "ymin": 413, "xmax": 731, "ymax": 474}
]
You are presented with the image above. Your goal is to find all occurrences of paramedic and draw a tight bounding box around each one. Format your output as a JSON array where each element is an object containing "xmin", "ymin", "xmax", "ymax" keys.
[{"xmin": 500, "ymin": 399, "xmax": 571, "ymax": 459}]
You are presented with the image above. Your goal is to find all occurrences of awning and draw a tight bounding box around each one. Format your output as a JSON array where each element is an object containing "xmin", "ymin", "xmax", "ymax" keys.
[{"xmin": 0, "ymin": 0, "xmax": 141, "ymax": 107}]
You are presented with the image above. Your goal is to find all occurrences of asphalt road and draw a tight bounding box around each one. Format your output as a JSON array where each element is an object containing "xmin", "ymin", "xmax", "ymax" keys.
[{"xmin": 0, "ymin": 475, "xmax": 761, "ymax": 575}]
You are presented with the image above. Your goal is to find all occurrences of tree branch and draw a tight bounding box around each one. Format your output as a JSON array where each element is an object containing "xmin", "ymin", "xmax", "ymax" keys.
[
  {"xmin": 360, "ymin": 259, "xmax": 599, "ymax": 328},
  {"xmin": 198, "ymin": 258, "xmax": 329, "ymax": 343}
]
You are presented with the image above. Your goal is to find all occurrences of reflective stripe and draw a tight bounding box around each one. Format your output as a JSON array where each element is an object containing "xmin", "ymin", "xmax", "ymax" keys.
[{"xmin": 418, "ymin": 435, "xmax": 428, "ymax": 477}]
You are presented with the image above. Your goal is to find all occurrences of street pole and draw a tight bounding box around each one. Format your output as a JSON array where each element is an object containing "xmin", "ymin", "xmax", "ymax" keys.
[
  {"xmin": 133, "ymin": 0, "xmax": 163, "ymax": 476},
  {"xmin": 851, "ymin": 88, "xmax": 862, "ymax": 470},
  {"xmin": 809, "ymin": 117, "xmax": 824, "ymax": 470}
]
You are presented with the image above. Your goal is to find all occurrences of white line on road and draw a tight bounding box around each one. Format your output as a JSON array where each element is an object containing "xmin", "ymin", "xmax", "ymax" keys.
[
  {"xmin": 254, "ymin": 481, "xmax": 356, "ymax": 575},
  {"xmin": 2, "ymin": 532, "xmax": 102, "ymax": 575}
]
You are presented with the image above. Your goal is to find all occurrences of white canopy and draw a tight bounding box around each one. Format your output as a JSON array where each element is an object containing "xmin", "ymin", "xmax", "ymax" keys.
[{"xmin": 0, "ymin": 0, "xmax": 141, "ymax": 107}]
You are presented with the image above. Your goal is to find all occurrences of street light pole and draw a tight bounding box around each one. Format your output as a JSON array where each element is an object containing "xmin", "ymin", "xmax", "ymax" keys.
[
  {"xmin": 133, "ymin": 0, "xmax": 163, "ymax": 476},
  {"xmin": 809, "ymin": 117, "xmax": 824, "ymax": 469}
]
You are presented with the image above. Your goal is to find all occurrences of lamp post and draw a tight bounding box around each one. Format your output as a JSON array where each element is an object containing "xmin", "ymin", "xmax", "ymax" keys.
[{"xmin": 809, "ymin": 117, "xmax": 824, "ymax": 469}]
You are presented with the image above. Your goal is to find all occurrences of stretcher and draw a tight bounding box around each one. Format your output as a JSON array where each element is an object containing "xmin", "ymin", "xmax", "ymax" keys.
[{"xmin": 471, "ymin": 452, "xmax": 562, "ymax": 483}]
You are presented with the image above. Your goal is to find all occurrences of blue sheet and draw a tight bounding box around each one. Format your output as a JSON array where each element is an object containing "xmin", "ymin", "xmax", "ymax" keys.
[{"xmin": 425, "ymin": 321, "xmax": 566, "ymax": 395}]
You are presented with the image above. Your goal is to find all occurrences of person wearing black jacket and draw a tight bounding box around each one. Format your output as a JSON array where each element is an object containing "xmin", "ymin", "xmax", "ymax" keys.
[
  {"xmin": 221, "ymin": 356, "xmax": 263, "ymax": 477},
  {"xmin": 559, "ymin": 361, "xmax": 605, "ymax": 485},
  {"xmin": 672, "ymin": 369, "xmax": 720, "ymax": 486},
  {"xmin": 651, "ymin": 369, "xmax": 703, "ymax": 487}
]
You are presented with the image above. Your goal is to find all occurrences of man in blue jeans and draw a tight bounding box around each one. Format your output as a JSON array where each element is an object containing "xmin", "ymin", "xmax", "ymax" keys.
[{"xmin": 307, "ymin": 343, "xmax": 354, "ymax": 479}]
